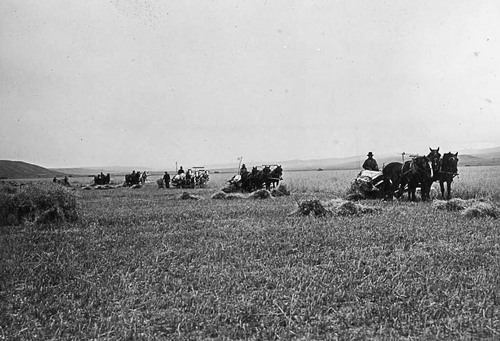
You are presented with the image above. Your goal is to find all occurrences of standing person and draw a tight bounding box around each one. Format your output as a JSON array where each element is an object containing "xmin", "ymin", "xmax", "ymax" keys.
[
  {"xmin": 163, "ymin": 171, "xmax": 170, "ymax": 188},
  {"xmin": 177, "ymin": 166, "xmax": 184, "ymax": 175},
  {"xmin": 363, "ymin": 152, "xmax": 379, "ymax": 171},
  {"xmin": 240, "ymin": 164, "xmax": 248, "ymax": 175}
]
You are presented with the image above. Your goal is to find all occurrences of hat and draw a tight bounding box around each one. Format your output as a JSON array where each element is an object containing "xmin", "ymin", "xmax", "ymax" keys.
[{"xmin": 367, "ymin": 152, "xmax": 374, "ymax": 157}]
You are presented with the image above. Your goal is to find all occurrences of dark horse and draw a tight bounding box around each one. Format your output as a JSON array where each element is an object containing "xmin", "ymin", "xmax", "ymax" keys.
[
  {"xmin": 251, "ymin": 166, "xmax": 271, "ymax": 191},
  {"xmin": 400, "ymin": 156, "xmax": 432, "ymax": 201},
  {"xmin": 427, "ymin": 147, "xmax": 442, "ymax": 180},
  {"xmin": 265, "ymin": 165, "xmax": 283, "ymax": 190},
  {"xmin": 435, "ymin": 152, "xmax": 459, "ymax": 199},
  {"xmin": 382, "ymin": 162, "xmax": 404, "ymax": 200}
]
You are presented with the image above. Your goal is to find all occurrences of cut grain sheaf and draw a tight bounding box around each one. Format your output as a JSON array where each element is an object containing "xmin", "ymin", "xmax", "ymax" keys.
[
  {"xmin": 290, "ymin": 198, "xmax": 381, "ymax": 217},
  {"xmin": 433, "ymin": 198, "xmax": 500, "ymax": 219}
]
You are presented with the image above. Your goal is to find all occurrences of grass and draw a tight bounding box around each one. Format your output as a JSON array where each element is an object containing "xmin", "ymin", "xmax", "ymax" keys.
[{"xmin": 1, "ymin": 166, "xmax": 500, "ymax": 340}]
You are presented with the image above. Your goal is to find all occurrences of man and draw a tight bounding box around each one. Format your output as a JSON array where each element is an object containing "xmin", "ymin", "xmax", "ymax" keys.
[
  {"xmin": 240, "ymin": 164, "xmax": 248, "ymax": 175},
  {"xmin": 163, "ymin": 171, "xmax": 170, "ymax": 188},
  {"xmin": 177, "ymin": 166, "xmax": 184, "ymax": 175},
  {"xmin": 363, "ymin": 152, "xmax": 379, "ymax": 171}
]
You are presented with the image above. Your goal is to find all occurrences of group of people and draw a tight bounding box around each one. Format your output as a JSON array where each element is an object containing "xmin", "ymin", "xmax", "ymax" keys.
[{"xmin": 53, "ymin": 176, "xmax": 70, "ymax": 187}]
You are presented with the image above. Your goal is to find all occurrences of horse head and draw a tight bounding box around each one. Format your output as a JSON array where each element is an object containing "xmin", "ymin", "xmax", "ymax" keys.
[
  {"xmin": 442, "ymin": 152, "xmax": 459, "ymax": 174},
  {"xmin": 272, "ymin": 165, "xmax": 283, "ymax": 179},
  {"xmin": 428, "ymin": 147, "xmax": 442, "ymax": 173}
]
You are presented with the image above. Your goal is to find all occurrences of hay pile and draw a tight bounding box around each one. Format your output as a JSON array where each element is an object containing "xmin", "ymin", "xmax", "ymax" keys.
[
  {"xmin": 271, "ymin": 183, "xmax": 291, "ymax": 197},
  {"xmin": 0, "ymin": 183, "xmax": 79, "ymax": 226},
  {"xmin": 211, "ymin": 191, "xmax": 247, "ymax": 200},
  {"xmin": 180, "ymin": 192, "xmax": 203, "ymax": 200},
  {"xmin": 82, "ymin": 185, "xmax": 120, "ymax": 190},
  {"xmin": 290, "ymin": 198, "xmax": 381, "ymax": 217},
  {"xmin": 248, "ymin": 189, "xmax": 273, "ymax": 200},
  {"xmin": 433, "ymin": 198, "xmax": 500, "ymax": 219}
]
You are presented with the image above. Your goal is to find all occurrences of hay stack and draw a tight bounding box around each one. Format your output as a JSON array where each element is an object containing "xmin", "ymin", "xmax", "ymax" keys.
[
  {"xmin": 432, "ymin": 198, "xmax": 469, "ymax": 211},
  {"xmin": 180, "ymin": 192, "xmax": 203, "ymax": 200},
  {"xmin": 462, "ymin": 202, "xmax": 500, "ymax": 219},
  {"xmin": 433, "ymin": 198, "xmax": 500, "ymax": 219},
  {"xmin": 290, "ymin": 198, "xmax": 380, "ymax": 217},
  {"xmin": 271, "ymin": 183, "xmax": 291, "ymax": 197},
  {"xmin": 211, "ymin": 191, "xmax": 228, "ymax": 199},
  {"xmin": 248, "ymin": 189, "xmax": 273, "ymax": 200}
]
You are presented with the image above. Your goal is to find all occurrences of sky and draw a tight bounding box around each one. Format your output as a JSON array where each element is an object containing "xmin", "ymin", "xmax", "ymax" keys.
[{"xmin": 1, "ymin": 0, "xmax": 500, "ymax": 169}]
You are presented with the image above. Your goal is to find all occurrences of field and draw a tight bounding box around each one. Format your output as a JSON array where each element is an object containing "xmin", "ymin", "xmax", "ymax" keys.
[{"xmin": 1, "ymin": 166, "xmax": 500, "ymax": 340}]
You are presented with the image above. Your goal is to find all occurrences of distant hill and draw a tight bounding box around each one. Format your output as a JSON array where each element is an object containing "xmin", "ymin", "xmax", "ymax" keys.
[
  {"xmin": 52, "ymin": 166, "xmax": 154, "ymax": 177},
  {"xmin": 0, "ymin": 160, "xmax": 67, "ymax": 179},
  {"xmin": 4, "ymin": 146, "xmax": 500, "ymax": 179},
  {"xmin": 206, "ymin": 148, "xmax": 500, "ymax": 172}
]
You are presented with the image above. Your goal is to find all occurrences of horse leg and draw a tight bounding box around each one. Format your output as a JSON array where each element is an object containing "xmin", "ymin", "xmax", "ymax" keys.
[
  {"xmin": 446, "ymin": 179, "xmax": 452, "ymax": 199},
  {"xmin": 439, "ymin": 180, "xmax": 445, "ymax": 199}
]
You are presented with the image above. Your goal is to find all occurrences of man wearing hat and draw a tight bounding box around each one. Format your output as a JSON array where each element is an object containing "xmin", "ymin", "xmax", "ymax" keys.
[{"xmin": 363, "ymin": 152, "xmax": 379, "ymax": 171}]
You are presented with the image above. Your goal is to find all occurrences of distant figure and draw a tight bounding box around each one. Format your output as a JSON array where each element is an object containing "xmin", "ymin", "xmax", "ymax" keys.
[
  {"xmin": 363, "ymin": 152, "xmax": 379, "ymax": 171},
  {"xmin": 63, "ymin": 176, "xmax": 70, "ymax": 186},
  {"xmin": 53, "ymin": 177, "xmax": 57, "ymax": 183},
  {"xmin": 240, "ymin": 164, "xmax": 248, "ymax": 175},
  {"xmin": 178, "ymin": 166, "xmax": 184, "ymax": 175},
  {"xmin": 163, "ymin": 172, "xmax": 170, "ymax": 188}
]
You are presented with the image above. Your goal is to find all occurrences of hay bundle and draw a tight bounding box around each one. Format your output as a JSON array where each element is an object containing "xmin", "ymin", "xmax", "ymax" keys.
[
  {"xmin": 248, "ymin": 189, "xmax": 273, "ymax": 200},
  {"xmin": 180, "ymin": 192, "xmax": 203, "ymax": 200},
  {"xmin": 211, "ymin": 191, "xmax": 228, "ymax": 199},
  {"xmin": 0, "ymin": 183, "xmax": 79, "ymax": 227},
  {"xmin": 462, "ymin": 202, "xmax": 500, "ymax": 219},
  {"xmin": 271, "ymin": 183, "xmax": 291, "ymax": 197},
  {"xmin": 290, "ymin": 198, "xmax": 380, "ymax": 217},
  {"xmin": 433, "ymin": 198, "xmax": 500, "ymax": 219},
  {"xmin": 131, "ymin": 184, "xmax": 142, "ymax": 189},
  {"xmin": 324, "ymin": 198, "xmax": 381, "ymax": 215},
  {"xmin": 432, "ymin": 198, "xmax": 468, "ymax": 211},
  {"xmin": 291, "ymin": 199, "xmax": 328, "ymax": 216},
  {"xmin": 226, "ymin": 193, "xmax": 247, "ymax": 200}
]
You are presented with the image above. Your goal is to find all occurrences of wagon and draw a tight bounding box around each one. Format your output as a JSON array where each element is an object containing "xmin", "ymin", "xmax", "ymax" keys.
[{"xmin": 171, "ymin": 167, "xmax": 210, "ymax": 189}]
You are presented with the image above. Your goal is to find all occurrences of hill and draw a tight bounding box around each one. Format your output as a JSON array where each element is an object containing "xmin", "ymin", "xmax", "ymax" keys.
[
  {"xmin": 0, "ymin": 160, "xmax": 67, "ymax": 179},
  {"xmin": 52, "ymin": 166, "xmax": 153, "ymax": 177}
]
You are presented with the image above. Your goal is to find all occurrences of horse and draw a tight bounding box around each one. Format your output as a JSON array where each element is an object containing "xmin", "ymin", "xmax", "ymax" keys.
[
  {"xmin": 265, "ymin": 165, "xmax": 283, "ymax": 190},
  {"xmin": 382, "ymin": 162, "xmax": 404, "ymax": 200},
  {"xmin": 399, "ymin": 155, "xmax": 432, "ymax": 201},
  {"xmin": 251, "ymin": 166, "xmax": 271, "ymax": 191},
  {"xmin": 435, "ymin": 152, "xmax": 459, "ymax": 199},
  {"xmin": 427, "ymin": 147, "xmax": 442, "ymax": 181}
]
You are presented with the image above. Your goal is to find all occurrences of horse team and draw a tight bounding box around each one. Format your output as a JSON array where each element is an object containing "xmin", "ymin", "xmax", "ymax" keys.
[
  {"xmin": 236, "ymin": 165, "xmax": 283, "ymax": 192},
  {"xmin": 383, "ymin": 147, "xmax": 459, "ymax": 201}
]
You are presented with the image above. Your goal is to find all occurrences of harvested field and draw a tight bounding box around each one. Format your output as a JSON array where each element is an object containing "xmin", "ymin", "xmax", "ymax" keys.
[{"xmin": 1, "ymin": 165, "xmax": 500, "ymax": 339}]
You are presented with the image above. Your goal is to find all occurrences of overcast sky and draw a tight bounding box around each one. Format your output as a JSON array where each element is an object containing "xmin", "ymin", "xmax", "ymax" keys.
[{"xmin": 1, "ymin": 0, "xmax": 499, "ymax": 169}]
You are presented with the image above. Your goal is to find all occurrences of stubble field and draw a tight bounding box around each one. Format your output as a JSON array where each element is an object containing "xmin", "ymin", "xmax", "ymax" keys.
[{"xmin": 1, "ymin": 166, "xmax": 500, "ymax": 340}]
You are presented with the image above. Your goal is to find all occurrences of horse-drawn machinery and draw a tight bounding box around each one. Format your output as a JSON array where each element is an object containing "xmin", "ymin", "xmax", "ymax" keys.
[
  {"xmin": 223, "ymin": 164, "xmax": 283, "ymax": 193},
  {"xmin": 171, "ymin": 167, "xmax": 210, "ymax": 189}
]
